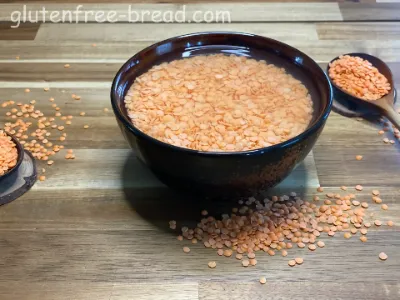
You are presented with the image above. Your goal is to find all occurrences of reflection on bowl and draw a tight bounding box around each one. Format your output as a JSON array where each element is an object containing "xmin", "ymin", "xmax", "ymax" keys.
[{"xmin": 111, "ymin": 32, "xmax": 333, "ymax": 197}]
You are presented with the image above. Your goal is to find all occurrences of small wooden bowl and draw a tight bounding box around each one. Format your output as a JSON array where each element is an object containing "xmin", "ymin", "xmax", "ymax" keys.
[{"xmin": 0, "ymin": 132, "xmax": 25, "ymax": 180}]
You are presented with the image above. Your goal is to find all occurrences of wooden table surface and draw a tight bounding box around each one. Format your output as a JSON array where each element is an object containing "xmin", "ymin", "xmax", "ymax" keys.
[{"xmin": 1, "ymin": 1, "xmax": 400, "ymax": 299}]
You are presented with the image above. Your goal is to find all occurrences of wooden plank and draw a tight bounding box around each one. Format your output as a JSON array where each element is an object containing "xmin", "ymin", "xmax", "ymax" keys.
[
  {"xmin": 313, "ymin": 110, "xmax": 400, "ymax": 187},
  {"xmin": 339, "ymin": 3, "xmax": 400, "ymax": 21},
  {"xmin": 0, "ymin": 61, "xmax": 398, "ymax": 84},
  {"xmin": 110, "ymin": 284, "xmax": 199, "ymax": 300},
  {"xmin": 1, "ymin": 186, "xmax": 398, "ymax": 231},
  {"xmin": 0, "ymin": 23, "xmax": 39, "ymax": 40},
  {"xmin": 0, "ymin": 81, "xmax": 110, "ymax": 88},
  {"xmin": 35, "ymin": 23, "xmax": 319, "ymax": 41},
  {"xmin": 317, "ymin": 22, "xmax": 400, "ymax": 40},
  {"xmin": 0, "ymin": 62, "xmax": 120, "ymax": 81},
  {"xmin": 0, "ymin": 283, "xmax": 114, "ymax": 300},
  {"xmin": 0, "ymin": 229, "xmax": 398, "ymax": 283},
  {"xmin": 0, "ymin": 282, "xmax": 199, "ymax": 300},
  {"xmin": 2, "ymin": 40, "xmax": 400, "ymax": 63},
  {"xmin": 198, "ymin": 282, "xmax": 400, "ymax": 300},
  {"xmin": 0, "ymin": 3, "xmax": 342, "ymax": 22}
]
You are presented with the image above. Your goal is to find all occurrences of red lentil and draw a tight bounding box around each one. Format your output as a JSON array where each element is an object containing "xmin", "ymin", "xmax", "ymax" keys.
[
  {"xmin": 361, "ymin": 202, "xmax": 369, "ymax": 208},
  {"xmin": 372, "ymin": 190, "xmax": 380, "ymax": 196},
  {"xmin": 308, "ymin": 244, "xmax": 316, "ymax": 251},
  {"xmin": 295, "ymin": 257, "xmax": 303, "ymax": 265},
  {"xmin": 288, "ymin": 260, "xmax": 296, "ymax": 267},
  {"xmin": 379, "ymin": 252, "xmax": 388, "ymax": 261},
  {"xmin": 249, "ymin": 259, "xmax": 257, "ymax": 266},
  {"xmin": 344, "ymin": 232, "xmax": 352, "ymax": 239},
  {"xmin": 373, "ymin": 196, "xmax": 382, "ymax": 204}
]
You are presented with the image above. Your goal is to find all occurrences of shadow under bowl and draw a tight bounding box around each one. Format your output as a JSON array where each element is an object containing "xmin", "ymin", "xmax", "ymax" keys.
[
  {"xmin": 111, "ymin": 32, "xmax": 333, "ymax": 197},
  {"xmin": 0, "ymin": 132, "xmax": 24, "ymax": 181}
]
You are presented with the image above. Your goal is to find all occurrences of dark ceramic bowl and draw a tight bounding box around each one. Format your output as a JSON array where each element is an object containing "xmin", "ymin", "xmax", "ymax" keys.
[
  {"xmin": 0, "ymin": 131, "xmax": 24, "ymax": 180},
  {"xmin": 111, "ymin": 32, "xmax": 333, "ymax": 197},
  {"xmin": 327, "ymin": 53, "xmax": 396, "ymax": 116}
]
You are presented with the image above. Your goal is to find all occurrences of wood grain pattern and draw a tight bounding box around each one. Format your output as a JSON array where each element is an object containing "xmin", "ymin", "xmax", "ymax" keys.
[
  {"xmin": 0, "ymin": 61, "xmax": 398, "ymax": 83},
  {"xmin": 2, "ymin": 40, "xmax": 400, "ymax": 63},
  {"xmin": 0, "ymin": 283, "xmax": 199, "ymax": 300},
  {"xmin": 314, "ymin": 111, "xmax": 400, "ymax": 187},
  {"xmin": 0, "ymin": 3, "xmax": 343, "ymax": 22},
  {"xmin": 198, "ymin": 282, "xmax": 400, "ymax": 300},
  {"xmin": 317, "ymin": 22, "xmax": 400, "ymax": 40},
  {"xmin": 0, "ymin": 62, "xmax": 120, "ymax": 81},
  {"xmin": 35, "ymin": 23, "xmax": 319, "ymax": 41},
  {"xmin": 1, "ymin": 186, "xmax": 399, "ymax": 231},
  {"xmin": 1, "ymin": 4, "xmax": 400, "ymax": 300},
  {"xmin": 339, "ymin": 3, "xmax": 400, "ymax": 20},
  {"xmin": 0, "ymin": 23, "xmax": 39, "ymax": 40}
]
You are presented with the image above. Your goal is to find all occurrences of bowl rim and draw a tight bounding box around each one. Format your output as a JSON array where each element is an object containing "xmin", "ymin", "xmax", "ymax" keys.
[
  {"xmin": 327, "ymin": 52, "xmax": 395, "ymax": 102},
  {"xmin": 111, "ymin": 31, "xmax": 333, "ymax": 157},
  {"xmin": 0, "ymin": 130, "xmax": 24, "ymax": 179}
]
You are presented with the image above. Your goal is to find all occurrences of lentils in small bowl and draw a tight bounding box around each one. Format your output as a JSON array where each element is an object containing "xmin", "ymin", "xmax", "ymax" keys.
[{"xmin": 0, "ymin": 130, "xmax": 24, "ymax": 179}]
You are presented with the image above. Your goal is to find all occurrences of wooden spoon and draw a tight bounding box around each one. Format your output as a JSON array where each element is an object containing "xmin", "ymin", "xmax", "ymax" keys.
[{"xmin": 327, "ymin": 53, "xmax": 400, "ymax": 130}]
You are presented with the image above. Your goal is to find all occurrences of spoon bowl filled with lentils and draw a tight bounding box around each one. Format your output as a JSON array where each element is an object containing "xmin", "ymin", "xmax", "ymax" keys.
[{"xmin": 111, "ymin": 32, "xmax": 333, "ymax": 196}]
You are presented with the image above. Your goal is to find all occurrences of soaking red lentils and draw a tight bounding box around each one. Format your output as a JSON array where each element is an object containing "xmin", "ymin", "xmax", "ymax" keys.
[
  {"xmin": 0, "ymin": 130, "xmax": 18, "ymax": 175},
  {"xmin": 125, "ymin": 54, "xmax": 313, "ymax": 152}
]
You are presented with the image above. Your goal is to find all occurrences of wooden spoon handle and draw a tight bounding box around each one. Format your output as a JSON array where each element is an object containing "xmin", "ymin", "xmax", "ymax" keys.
[{"xmin": 383, "ymin": 106, "xmax": 400, "ymax": 131}]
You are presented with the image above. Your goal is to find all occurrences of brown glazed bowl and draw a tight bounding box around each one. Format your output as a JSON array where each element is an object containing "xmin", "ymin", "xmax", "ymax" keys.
[
  {"xmin": 0, "ymin": 131, "xmax": 24, "ymax": 180},
  {"xmin": 111, "ymin": 32, "xmax": 332, "ymax": 197}
]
